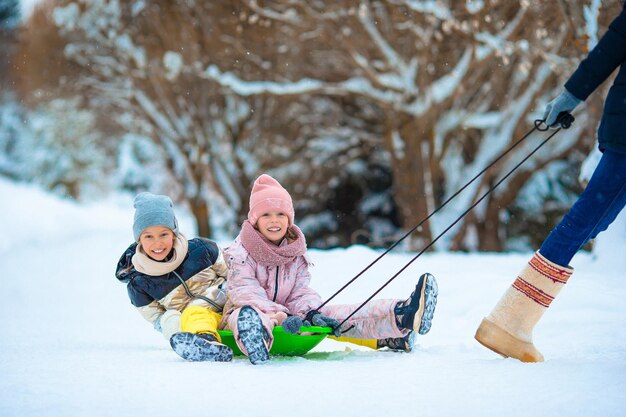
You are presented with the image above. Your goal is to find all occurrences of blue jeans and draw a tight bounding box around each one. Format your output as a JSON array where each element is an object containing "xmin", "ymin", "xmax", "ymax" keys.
[{"xmin": 539, "ymin": 149, "xmax": 626, "ymax": 267}]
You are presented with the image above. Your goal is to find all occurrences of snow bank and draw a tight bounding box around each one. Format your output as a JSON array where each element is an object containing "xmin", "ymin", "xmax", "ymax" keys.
[{"xmin": 1, "ymin": 178, "xmax": 625, "ymax": 417}]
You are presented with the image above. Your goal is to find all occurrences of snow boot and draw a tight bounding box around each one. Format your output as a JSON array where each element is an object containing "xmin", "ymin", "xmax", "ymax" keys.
[
  {"xmin": 377, "ymin": 331, "xmax": 416, "ymax": 352},
  {"xmin": 237, "ymin": 305, "xmax": 270, "ymax": 365},
  {"xmin": 474, "ymin": 251, "xmax": 573, "ymax": 362},
  {"xmin": 170, "ymin": 332, "xmax": 233, "ymax": 362},
  {"xmin": 395, "ymin": 273, "xmax": 438, "ymax": 335}
]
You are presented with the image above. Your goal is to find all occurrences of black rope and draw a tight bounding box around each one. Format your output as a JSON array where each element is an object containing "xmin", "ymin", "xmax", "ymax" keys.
[
  {"xmin": 172, "ymin": 271, "xmax": 224, "ymax": 312},
  {"xmin": 333, "ymin": 113, "xmax": 574, "ymax": 329},
  {"xmin": 318, "ymin": 118, "xmax": 549, "ymax": 311}
]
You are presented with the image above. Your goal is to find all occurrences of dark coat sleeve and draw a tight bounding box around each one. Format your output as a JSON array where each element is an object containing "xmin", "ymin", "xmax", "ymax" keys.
[{"xmin": 565, "ymin": 6, "xmax": 626, "ymax": 100}]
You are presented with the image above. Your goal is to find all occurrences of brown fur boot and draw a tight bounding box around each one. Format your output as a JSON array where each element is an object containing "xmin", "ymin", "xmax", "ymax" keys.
[{"xmin": 475, "ymin": 252, "xmax": 573, "ymax": 362}]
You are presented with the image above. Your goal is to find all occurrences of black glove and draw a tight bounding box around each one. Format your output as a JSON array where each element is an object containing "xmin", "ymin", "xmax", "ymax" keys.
[
  {"xmin": 282, "ymin": 316, "xmax": 304, "ymax": 334},
  {"xmin": 305, "ymin": 310, "xmax": 342, "ymax": 337}
]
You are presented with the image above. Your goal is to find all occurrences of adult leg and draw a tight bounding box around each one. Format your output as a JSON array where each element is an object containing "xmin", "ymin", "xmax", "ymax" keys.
[
  {"xmin": 476, "ymin": 149, "xmax": 626, "ymax": 362},
  {"xmin": 539, "ymin": 149, "xmax": 626, "ymax": 266}
]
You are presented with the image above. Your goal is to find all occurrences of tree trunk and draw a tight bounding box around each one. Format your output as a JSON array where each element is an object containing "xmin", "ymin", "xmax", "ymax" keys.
[
  {"xmin": 476, "ymin": 198, "xmax": 503, "ymax": 252},
  {"xmin": 385, "ymin": 115, "xmax": 433, "ymax": 250},
  {"xmin": 190, "ymin": 197, "xmax": 212, "ymax": 238}
]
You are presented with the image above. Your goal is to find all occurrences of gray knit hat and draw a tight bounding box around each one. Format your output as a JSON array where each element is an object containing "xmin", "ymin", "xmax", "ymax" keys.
[{"xmin": 132, "ymin": 192, "xmax": 178, "ymax": 241}]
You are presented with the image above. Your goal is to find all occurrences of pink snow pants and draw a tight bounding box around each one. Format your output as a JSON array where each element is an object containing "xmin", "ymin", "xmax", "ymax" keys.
[{"xmin": 223, "ymin": 298, "xmax": 406, "ymax": 355}]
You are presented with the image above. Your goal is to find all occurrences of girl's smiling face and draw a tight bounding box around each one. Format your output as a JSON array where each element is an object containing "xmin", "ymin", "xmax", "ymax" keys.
[
  {"xmin": 139, "ymin": 226, "xmax": 175, "ymax": 261},
  {"xmin": 256, "ymin": 210, "xmax": 289, "ymax": 244}
]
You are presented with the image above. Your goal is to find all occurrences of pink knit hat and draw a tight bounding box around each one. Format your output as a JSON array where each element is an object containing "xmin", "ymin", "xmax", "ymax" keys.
[{"xmin": 248, "ymin": 174, "xmax": 294, "ymax": 226}]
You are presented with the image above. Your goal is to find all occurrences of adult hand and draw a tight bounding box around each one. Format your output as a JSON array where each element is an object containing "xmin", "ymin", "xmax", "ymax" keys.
[{"xmin": 543, "ymin": 89, "xmax": 582, "ymax": 127}]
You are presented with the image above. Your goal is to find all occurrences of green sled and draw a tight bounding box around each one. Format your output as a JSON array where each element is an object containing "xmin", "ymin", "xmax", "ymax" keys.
[{"xmin": 218, "ymin": 326, "xmax": 332, "ymax": 356}]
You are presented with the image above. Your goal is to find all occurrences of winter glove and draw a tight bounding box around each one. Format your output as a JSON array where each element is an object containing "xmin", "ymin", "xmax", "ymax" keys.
[
  {"xmin": 282, "ymin": 316, "xmax": 304, "ymax": 334},
  {"xmin": 305, "ymin": 310, "xmax": 342, "ymax": 337},
  {"xmin": 543, "ymin": 89, "xmax": 582, "ymax": 127}
]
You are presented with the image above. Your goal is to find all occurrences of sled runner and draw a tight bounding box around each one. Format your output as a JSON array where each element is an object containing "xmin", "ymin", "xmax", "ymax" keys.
[{"xmin": 218, "ymin": 325, "xmax": 332, "ymax": 356}]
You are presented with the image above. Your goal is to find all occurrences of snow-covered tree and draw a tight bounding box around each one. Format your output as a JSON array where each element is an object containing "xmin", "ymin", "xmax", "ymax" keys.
[
  {"xmin": 12, "ymin": 0, "xmax": 620, "ymax": 250},
  {"xmin": 0, "ymin": 94, "xmax": 111, "ymax": 198},
  {"xmin": 0, "ymin": 0, "xmax": 20, "ymax": 90},
  {"xmin": 0, "ymin": 93, "xmax": 28, "ymax": 180},
  {"xmin": 14, "ymin": 1, "xmax": 260, "ymax": 236},
  {"xmin": 196, "ymin": 0, "xmax": 617, "ymax": 250},
  {"xmin": 15, "ymin": 0, "xmax": 395, "ymax": 239},
  {"xmin": 0, "ymin": 0, "xmax": 19, "ymax": 29},
  {"xmin": 1, "ymin": 3, "xmax": 28, "ymax": 184},
  {"xmin": 28, "ymin": 98, "xmax": 111, "ymax": 198}
]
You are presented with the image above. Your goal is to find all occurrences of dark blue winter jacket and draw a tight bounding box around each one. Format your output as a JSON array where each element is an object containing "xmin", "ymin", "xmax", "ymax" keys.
[
  {"xmin": 565, "ymin": 3, "xmax": 626, "ymax": 154},
  {"xmin": 115, "ymin": 237, "xmax": 228, "ymax": 327}
]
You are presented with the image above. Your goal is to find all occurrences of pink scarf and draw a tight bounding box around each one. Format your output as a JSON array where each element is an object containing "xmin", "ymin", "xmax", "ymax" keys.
[{"xmin": 239, "ymin": 220, "xmax": 306, "ymax": 266}]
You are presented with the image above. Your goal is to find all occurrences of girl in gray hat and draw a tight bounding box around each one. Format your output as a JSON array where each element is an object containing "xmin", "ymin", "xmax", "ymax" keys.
[{"xmin": 115, "ymin": 192, "xmax": 232, "ymax": 362}]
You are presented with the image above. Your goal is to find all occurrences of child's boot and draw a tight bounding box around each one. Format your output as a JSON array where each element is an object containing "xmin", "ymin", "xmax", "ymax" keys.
[
  {"xmin": 377, "ymin": 331, "xmax": 416, "ymax": 352},
  {"xmin": 474, "ymin": 251, "xmax": 573, "ymax": 362},
  {"xmin": 169, "ymin": 332, "xmax": 233, "ymax": 362},
  {"xmin": 395, "ymin": 273, "xmax": 438, "ymax": 335},
  {"xmin": 237, "ymin": 305, "xmax": 270, "ymax": 365},
  {"xmin": 171, "ymin": 305, "xmax": 233, "ymax": 361}
]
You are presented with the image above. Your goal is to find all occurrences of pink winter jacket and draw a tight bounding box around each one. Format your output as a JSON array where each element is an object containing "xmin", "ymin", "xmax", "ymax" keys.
[
  {"xmin": 220, "ymin": 233, "xmax": 407, "ymax": 355},
  {"xmin": 220, "ymin": 237, "xmax": 322, "ymax": 321}
]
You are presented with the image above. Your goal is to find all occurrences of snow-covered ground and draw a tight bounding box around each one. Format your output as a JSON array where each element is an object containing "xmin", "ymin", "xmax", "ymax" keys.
[{"xmin": 1, "ymin": 178, "xmax": 625, "ymax": 417}]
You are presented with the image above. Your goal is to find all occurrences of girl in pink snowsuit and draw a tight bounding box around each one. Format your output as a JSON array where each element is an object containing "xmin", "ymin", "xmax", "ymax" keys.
[{"xmin": 220, "ymin": 174, "xmax": 438, "ymax": 364}]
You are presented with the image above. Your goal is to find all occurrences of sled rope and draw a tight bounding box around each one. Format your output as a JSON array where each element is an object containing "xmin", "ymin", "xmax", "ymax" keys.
[
  {"xmin": 172, "ymin": 271, "xmax": 224, "ymax": 312},
  {"xmin": 329, "ymin": 113, "xmax": 574, "ymax": 330},
  {"xmin": 318, "ymin": 113, "xmax": 573, "ymax": 312}
]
